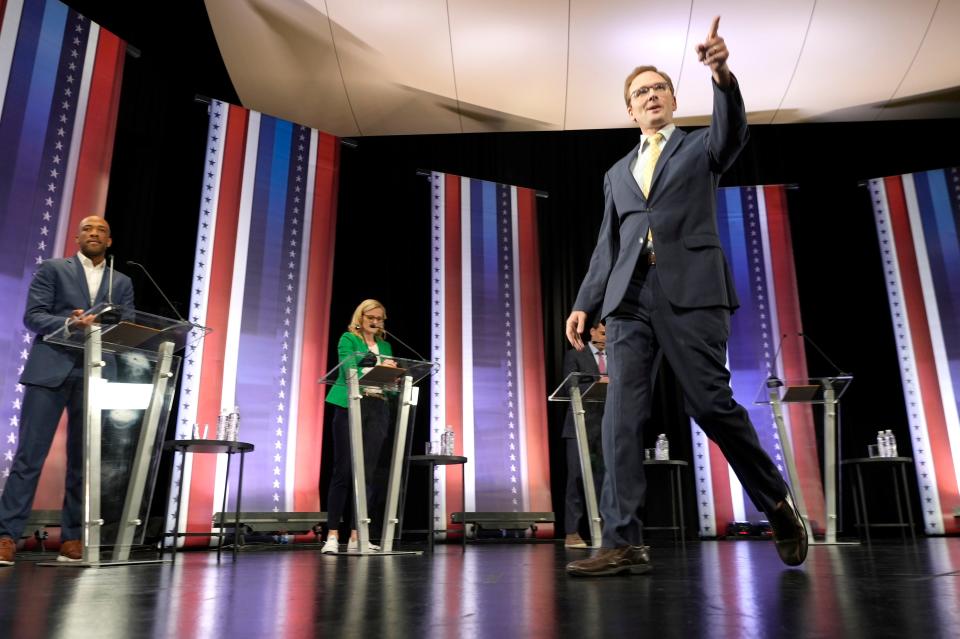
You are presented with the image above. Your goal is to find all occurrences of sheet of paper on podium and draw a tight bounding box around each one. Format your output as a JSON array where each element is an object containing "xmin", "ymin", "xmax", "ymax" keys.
[{"xmin": 360, "ymin": 365, "xmax": 407, "ymax": 386}]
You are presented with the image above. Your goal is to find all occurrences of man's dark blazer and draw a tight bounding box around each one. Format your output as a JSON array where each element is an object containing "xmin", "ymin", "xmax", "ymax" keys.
[
  {"xmin": 560, "ymin": 347, "xmax": 604, "ymax": 441},
  {"xmin": 573, "ymin": 79, "xmax": 749, "ymax": 319},
  {"xmin": 20, "ymin": 255, "xmax": 134, "ymax": 388}
]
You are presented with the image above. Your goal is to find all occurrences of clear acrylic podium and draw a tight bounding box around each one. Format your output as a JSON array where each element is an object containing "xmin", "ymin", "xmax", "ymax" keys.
[
  {"xmin": 548, "ymin": 371, "xmax": 607, "ymax": 548},
  {"xmin": 755, "ymin": 375, "xmax": 853, "ymax": 545},
  {"xmin": 39, "ymin": 303, "xmax": 207, "ymax": 566},
  {"xmin": 320, "ymin": 352, "xmax": 437, "ymax": 555}
]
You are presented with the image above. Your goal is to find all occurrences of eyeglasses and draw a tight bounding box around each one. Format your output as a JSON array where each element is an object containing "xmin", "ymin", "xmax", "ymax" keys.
[
  {"xmin": 630, "ymin": 82, "xmax": 671, "ymax": 100},
  {"xmin": 363, "ymin": 314, "xmax": 385, "ymax": 322}
]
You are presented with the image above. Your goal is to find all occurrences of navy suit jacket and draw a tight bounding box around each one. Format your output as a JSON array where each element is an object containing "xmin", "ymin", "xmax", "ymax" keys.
[
  {"xmin": 20, "ymin": 255, "xmax": 134, "ymax": 388},
  {"xmin": 573, "ymin": 78, "xmax": 749, "ymax": 320},
  {"xmin": 561, "ymin": 347, "xmax": 605, "ymax": 440}
]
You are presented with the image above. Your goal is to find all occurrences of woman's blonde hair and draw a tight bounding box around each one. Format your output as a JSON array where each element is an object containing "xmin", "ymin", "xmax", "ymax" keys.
[{"xmin": 348, "ymin": 299, "xmax": 387, "ymax": 341}]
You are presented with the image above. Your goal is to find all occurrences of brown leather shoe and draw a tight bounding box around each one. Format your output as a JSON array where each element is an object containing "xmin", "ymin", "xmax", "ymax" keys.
[
  {"xmin": 57, "ymin": 539, "xmax": 83, "ymax": 562},
  {"xmin": 768, "ymin": 495, "xmax": 808, "ymax": 566},
  {"xmin": 0, "ymin": 537, "xmax": 15, "ymax": 566},
  {"xmin": 564, "ymin": 533, "xmax": 588, "ymax": 549},
  {"xmin": 566, "ymin": 545, "xmax": 651, "ymax": 577}
]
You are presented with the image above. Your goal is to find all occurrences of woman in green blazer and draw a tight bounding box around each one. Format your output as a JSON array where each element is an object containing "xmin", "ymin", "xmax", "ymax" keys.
[{"xmin": 322, "ymin": 299, "xmax": 395, "ymax": 553}]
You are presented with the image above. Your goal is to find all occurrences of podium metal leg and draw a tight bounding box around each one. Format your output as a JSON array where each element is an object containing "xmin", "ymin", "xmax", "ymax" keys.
[
  {"xmin": 381, "ymin": 376, "xmax": 413, "ymax": 552},
  {"xmin": 82, "ymin": 325, "xmax": 104, "ymax": 565},
  {"xmin": 346, "ymin": 372, "xmax": 372, "ymax": 552},
  {"xmin": 769, "ymin": 389, "xmax": 854, "ymax": 546},
  {"xmin": 822, "ymin": 387, "xmax": 839, "ymax": 543},
  {"xmin": 570, "ymin": 387, "xmax": 602, "ymax": 548},
  {"xmin": 768, "ymin": 392, "xmax": 815, "ymax": 543},
  {"xmin": 114, "ymin": 341, "xmax": 176, "ymax": 561},
  {"xmin": 342, "ymin": 373, "xmax": 419, "ymax": 557}
]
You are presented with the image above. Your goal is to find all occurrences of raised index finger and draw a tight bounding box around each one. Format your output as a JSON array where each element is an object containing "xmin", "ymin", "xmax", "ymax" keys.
[{"xmin": 707, "ymin": 15, "xmax": 721, "ymax": 40}]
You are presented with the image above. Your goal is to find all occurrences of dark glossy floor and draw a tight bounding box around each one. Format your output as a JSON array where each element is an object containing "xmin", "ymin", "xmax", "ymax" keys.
[{"xmin": 1, "ymin": 538, "xmax": 958, "ymax": 638}]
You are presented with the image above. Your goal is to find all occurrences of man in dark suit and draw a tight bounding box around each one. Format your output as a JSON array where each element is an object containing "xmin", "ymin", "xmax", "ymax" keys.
[
  {"xmin": 0, "ymin": 216, "xmax": 134, "ymax": 566},
  {"xmin": 564, "ymin": 17, "xmax": 807, "ymax": 577},
  {"xmin": 561, "ymin": 322, "xmax": 606, "ymax": 548}
]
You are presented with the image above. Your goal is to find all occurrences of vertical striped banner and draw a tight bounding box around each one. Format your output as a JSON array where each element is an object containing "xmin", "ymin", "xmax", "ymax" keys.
[
  {"xmin": 869, "ymin": 168, "xmax": 960, "ymax": 535},
  {"xmin": 167, "ymin": 100, "xmax": 339, "ymax": 545},
  {"xmin": 0, "ymin": 0, "xmax": 123, "ymax": 501},
  {"xmin": 430, "ymin": 172, "xmax": 552, "ymax": 536},
  {"xmin": 691, "ymin": 185, "xmax": 825, "ymax": 537}
]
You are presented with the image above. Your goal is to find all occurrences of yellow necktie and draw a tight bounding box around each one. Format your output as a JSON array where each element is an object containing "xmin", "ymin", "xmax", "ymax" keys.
[
  {"xmin": 640, "ymin": 132, "xmax": 663, "ymax": 198},
  {"xmin": 641, "ymin": 132, "xmax": 663, "ymax": 248}
]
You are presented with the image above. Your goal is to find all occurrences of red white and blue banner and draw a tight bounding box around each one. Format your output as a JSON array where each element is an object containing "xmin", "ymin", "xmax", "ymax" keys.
[
  {"xmin": 167, "ymin": 100, "xmax": 339, "ymax": 545},
  {"xmin": 430, "ymin": 173, "xmax": 552, "ymax": 535},
  {"xmin": 692, "ymin": 185, "xmax": 825, "ymax": 537},
  {"xmin": 0, "ymin": 0, "xmax": 124, "ymax": 506},
  {"xmin": 869, "ymin": 168, "xmax": 960, "ymax": 535}
]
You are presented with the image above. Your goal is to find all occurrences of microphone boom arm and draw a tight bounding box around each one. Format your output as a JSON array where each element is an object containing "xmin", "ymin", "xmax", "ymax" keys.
[{"xmin": 127, "ymin": 260, "xmax": 186, "ymax": 322}]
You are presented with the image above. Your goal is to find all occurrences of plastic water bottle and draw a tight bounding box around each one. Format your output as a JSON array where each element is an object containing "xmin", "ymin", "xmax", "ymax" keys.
[
  {"xmin": 224, "ymin": 406, "xmax": 240, "ymax": 441},
  {"xmin": 443, "ymin": 425, "xmax": 455, "ymax": 455},
  {"xmin": 655, "ymin": 434, "xmax": 669, "ymax": 461},
  {"xmin": 216, "ymin": 408, "xmax": 229, "ymax": 440},
  {"xmin": 885, "ymin": 429, "xmax": 897, "ymax": 457},
  {"xmin": 876, "ymin": 430, "xmax": 886, "ymax": 457}
]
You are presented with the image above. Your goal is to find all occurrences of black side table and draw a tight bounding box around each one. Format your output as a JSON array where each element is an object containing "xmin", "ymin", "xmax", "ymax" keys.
[
  {"xmin": 162, "ymin": 439, "xmax": 255, "ymax": 561},
  {"xmin": 841, "ymin": 456, "xmax": 916, "ymax": 543},
  {"xmin": 405, "ymin": 455, "xmax": 467, "ymax": 552},
  {"xmin": 643, "ymin": 459, "xmax": 688, "ymax": 543}
]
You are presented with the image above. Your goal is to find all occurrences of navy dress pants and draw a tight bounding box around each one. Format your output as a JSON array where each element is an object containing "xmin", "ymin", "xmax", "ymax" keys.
[
  {"xmin": 0, "ymin": 367, "xmax": 85, "ymax": 542},
  {"xmin": 600, "ymin": 265, "xmax": 788, "ymax": 548}
]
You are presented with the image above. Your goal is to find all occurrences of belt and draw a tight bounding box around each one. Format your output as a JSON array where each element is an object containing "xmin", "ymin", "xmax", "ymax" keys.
[{"xmin": 645, "ymin": 250, "xmax": 656, "ymax": 266}]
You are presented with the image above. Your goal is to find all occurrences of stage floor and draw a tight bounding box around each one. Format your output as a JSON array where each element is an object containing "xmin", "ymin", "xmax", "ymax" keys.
[{"xmin": 1, "ymin": 538, "xmax": 958, "ymax": 638}]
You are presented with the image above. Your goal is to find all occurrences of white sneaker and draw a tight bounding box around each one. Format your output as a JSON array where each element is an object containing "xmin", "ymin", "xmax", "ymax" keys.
[
  {"xmin": 346, "ymin": 539, "xmax": 381, "ymax": 552},
  {"xmin": 321, "ymin": 538, "xmax": 340, "ymax": 554}
]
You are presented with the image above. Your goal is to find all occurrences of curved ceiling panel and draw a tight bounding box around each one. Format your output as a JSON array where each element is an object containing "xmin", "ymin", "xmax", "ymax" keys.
[
  {"xmin": 671, "ymin": 1, "xmax": 814, "ymax": 126},
  {"xmin": 448, "ymin": 0, "xmax": 569, "ymax": 132},
  {"xmin": 565, "ymin": 0, "xmax": 690, "ymax": 130},
  {"xmin": 200, "ymin": 0, "xmax": 960, "ymax": 135},
  {"xmin": 878, "ymin": 0, "xmax": 960, "ymax": 121},
  {"xmin": 772, "ymin": 0, "xmax": 940, "ymax": 123},
  {"xmin": 206, "ymin": 0, "xmax": 360, "ymax": 134},
  {"xmin": 325, "ymin": 0, "xmax": 462, "ymax": 135}
]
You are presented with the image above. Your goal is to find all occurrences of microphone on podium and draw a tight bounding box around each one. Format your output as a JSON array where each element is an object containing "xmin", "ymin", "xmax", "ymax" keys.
[
  {"xmin": 107, "ymin": 254, "xmax": 115, "ymax": 305},
  {"xmin": 126, "ymin": 260, "xmax": 186, "ymax": 322},
  {"xmin": 381, "ymin": 327, "xmax": 429, "ymax": 363}
]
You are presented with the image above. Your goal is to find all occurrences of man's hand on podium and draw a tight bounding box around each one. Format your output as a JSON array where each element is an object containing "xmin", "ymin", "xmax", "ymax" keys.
[{"xmin": 68, "ymin": 308, "xmax": 97, "ymax": 328}]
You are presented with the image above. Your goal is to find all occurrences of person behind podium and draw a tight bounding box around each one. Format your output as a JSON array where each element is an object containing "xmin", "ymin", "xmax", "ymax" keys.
[
  {"xmin": 322, "ymin": 299, "xmax": 396, "ymax": 554},
  {"xmin": 0, "ymin": 216, "xmax": 134, "ymax": 566},
  {"xmin": 563, "ymin": 17, "xmax": 807, "ymax": 577},
  {"xmin": 561, "ymin": 321, "xmax": 607, "ymax": 549}
]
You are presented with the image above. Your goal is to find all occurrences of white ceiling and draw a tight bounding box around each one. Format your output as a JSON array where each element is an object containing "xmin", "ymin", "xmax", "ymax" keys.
[{"xmin": 204, "ymin": 0, "xmax": 960, "ymax": 136}]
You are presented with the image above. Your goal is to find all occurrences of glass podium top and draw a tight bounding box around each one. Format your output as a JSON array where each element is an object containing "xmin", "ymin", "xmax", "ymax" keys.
[
  {"xmin": 44, "ymin": 302, "xmax": 209, "ymax": 355},
  {"xmin": 754, "ymin": 375, "xmax": 853, "ymax": 405},
  {"xmin": 320, "ymin": 352, "xmax": 438, "ymax": 392},
  {"xmin": 548, "ymin": 371, "xmax": 609, "ymax": 404}
]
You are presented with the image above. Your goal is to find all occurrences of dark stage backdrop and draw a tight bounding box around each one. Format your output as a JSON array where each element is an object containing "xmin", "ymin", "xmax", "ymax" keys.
[{"xmin": 100, "ymin": 44, "xmax": 960, "ymax": 537}]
